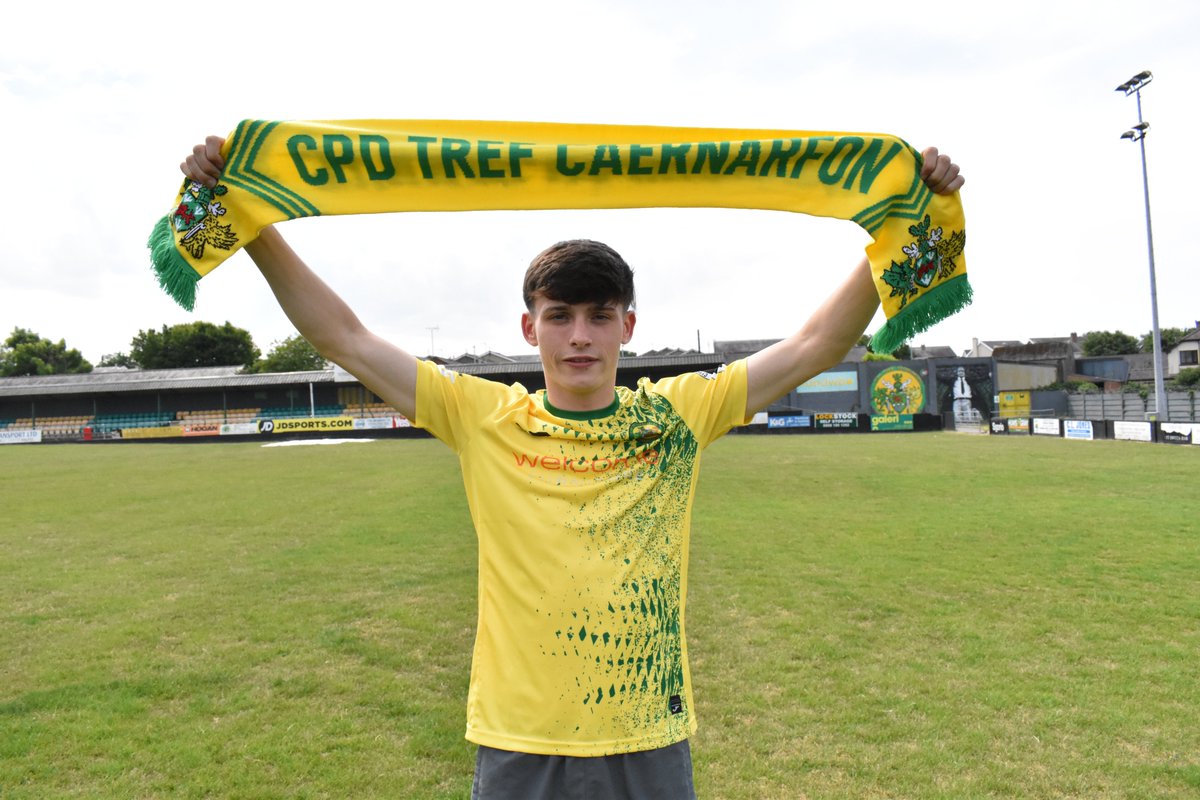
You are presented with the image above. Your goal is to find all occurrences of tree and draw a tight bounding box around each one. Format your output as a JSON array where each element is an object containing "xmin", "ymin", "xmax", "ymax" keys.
[
  {"xmin": 98, "ymin": 352, "xmax": 137, "ymax": 368},
  {"xmin": 861, "ymin": 335, "xmax": 908, "ymax": 360},
  {"xmin": 0, "ymin": 328, "xmax": 92, "ymax": 376},
  {"xmin": 1141, "ymin": 327, "xmax": 1191, "ymax": 353},
  {"xmin": 129, "ymin": 321, "xmax": 260, "ymax": 369},
  {"xmin": 248, "ymin": 334, "xmax": 328, "ymax": 373},
  {"xmin": 1080, "ymin": 330, "xmax": 1140, "ymax": 357},
  {"xmin": 1169, "ymin": 367, "xmax": 1200, "ymax": 390}
]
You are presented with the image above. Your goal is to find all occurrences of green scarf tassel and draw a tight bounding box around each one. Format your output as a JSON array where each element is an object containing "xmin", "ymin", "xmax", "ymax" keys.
[
  {"xmin": 869, "ymin": 274, "xmax": 974, "ymax": 355},
  {"xmin": 147, "ymin": 216, "xmax": 201, "ymax": 312}
]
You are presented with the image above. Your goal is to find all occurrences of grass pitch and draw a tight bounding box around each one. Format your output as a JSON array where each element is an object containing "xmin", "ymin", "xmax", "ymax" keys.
[{"xmin": 1, "ymin": 434, "xmax": 1196, "ymax": 799}]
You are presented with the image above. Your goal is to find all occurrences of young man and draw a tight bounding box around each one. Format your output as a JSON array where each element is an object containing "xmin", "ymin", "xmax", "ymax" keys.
[{"xmin": 182, "ymin": 137, "xmax": 963, "ymax": 799}]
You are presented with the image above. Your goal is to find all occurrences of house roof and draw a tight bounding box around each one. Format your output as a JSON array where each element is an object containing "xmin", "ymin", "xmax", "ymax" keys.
[
  {"xmin": 1028, "ymin": 336, "xmax": 1084, "ymax": 355},
  {"xmin": 1174, "ymin": 328, "xmax": 1200, "ymax": 347},
  {"xmin": 992, "ymin": 341, "xmax": 1075, "ymax": 361},
  {"xmin": 910, "ymin": 345, "xmax": 957, "ymax": 359},
  {"xmin": 713, "ymin": 339, "xmax": 781, "ymax": 356},
  {"xmin": 443, "ymin": 350, "xmax": 540, "ymax": 365},
  {"xmin": 1125, "ymin": 352, "xmax": 1157, "ymax": 381},
  {"xmin": 967, "ymin": 339, "xmax": 1024, "ymax": 357},
  {"xmin": 639, "ymin": 347, "xmax": 701, "ymax": 358}
]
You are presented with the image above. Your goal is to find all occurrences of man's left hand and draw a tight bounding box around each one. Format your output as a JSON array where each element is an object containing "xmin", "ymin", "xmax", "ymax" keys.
[{"xmin": 920, "ymin": 147, "xmax": 964, "ymax": 194}]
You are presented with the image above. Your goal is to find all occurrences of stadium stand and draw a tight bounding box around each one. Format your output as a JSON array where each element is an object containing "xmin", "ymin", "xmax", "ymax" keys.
[
  {"xmin": 259, "ymin": 405, "xmax": 345, "ymax": 419},
  {"xmin": 177, "ymin": 408, "xmax": 262, "ymax": 423},
  {"xmin": 92, "ymin": 412, "xmax": 176, "ymax": 435},
  {"xmin": 0, "ymin": 354, "xmax": 733, "ymax": 442},
  {"xmin": 2, "ymin": 415, "xmax": 94, "ymax": 439},
  {"xmin": 343, "ymin": 401, "xmax": 399, "ymax": 416}
]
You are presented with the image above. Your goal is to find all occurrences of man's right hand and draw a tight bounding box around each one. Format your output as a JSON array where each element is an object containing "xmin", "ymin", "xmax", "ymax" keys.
[{"xmin": 181, "ymin": 136, "xmax": 226, "ymax": 188}]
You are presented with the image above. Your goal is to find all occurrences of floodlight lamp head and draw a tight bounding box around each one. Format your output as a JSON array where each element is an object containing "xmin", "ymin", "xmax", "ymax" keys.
[
  {"xmin": 1134, "ymin": 121, "xmax": 1150, "ymax": 131},
  {"xmin": 1118, "ymin": 70, "xmax": 1154, "ymax": 95},
  {"xmin": 1121, "ymin": 130, "xmax": 1136, "ymax": 140}
]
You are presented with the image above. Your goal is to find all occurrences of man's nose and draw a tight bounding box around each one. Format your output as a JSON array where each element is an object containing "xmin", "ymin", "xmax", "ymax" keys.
[{"xmin": 569, "ymin": 319, "xmax": 592, "ymax": 346}]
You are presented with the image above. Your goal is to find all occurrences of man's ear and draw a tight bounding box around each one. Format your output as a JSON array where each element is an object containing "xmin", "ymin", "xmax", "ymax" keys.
[
  {"xmin": 521, "ymin": 311, "xmax": 538, "ymax": 346},
  {"xmin": 621, "ymin": 310, "xmax": 637, "ymax": 345}
]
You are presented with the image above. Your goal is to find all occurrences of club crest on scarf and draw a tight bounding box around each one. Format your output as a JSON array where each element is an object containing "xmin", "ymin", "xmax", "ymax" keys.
[
  {"xmin": 881, "ymin": 215, "xmax": 966, "ymax": 310},
  {"xmin": 172, "ymin": 181, "xmax": 239, "ymax": 259}
]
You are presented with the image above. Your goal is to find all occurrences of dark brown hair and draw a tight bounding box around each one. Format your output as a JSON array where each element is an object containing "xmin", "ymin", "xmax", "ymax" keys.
[{"xmin": 523, "ymin": 240, "xmax": 636, "ymax": 311}]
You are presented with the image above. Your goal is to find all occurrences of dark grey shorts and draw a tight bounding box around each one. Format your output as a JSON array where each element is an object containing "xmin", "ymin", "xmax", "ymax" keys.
[{"xmin": 471, "ymin": 739, "xmax": 696, "ymax": 800}]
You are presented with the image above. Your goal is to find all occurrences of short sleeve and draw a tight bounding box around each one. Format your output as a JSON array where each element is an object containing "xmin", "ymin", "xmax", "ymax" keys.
[
  {"xmin": 413, "ymin": 359, "xmax": 518, "ymax": 453},
  {"xmin": 649, "ymin": 359, "xmax": 750, "ymax": 448}
]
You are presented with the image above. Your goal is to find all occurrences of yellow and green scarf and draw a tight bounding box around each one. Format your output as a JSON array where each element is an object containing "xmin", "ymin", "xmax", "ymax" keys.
[{"xmin": 149, "ymin": 119, "xmax": 969, "ymax": 352}]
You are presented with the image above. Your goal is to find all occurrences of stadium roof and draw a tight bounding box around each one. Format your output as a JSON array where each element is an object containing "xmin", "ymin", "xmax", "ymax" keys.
[
  {"xmin": 0, "ymin": 352, "xmax": 727, "ymax": 398},
  {"xmin": 0, "ymin": 365, "xmax": 333, "ymax": 398}
]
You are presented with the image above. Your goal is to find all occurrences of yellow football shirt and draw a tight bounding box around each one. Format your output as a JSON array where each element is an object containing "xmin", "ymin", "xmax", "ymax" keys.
[{"xmin": 414, "ymin": 357, "xmax": 749, "ymax": 756}]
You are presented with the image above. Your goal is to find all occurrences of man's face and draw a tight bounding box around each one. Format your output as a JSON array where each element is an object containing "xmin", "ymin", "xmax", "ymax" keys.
[{"xmin": 521, "ymin": 293, "xmax": 636, "ymax": 412}]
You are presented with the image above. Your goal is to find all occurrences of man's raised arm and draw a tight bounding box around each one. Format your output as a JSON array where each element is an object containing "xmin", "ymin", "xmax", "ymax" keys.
[
  {"xmin": 744, "ymin": 147, "xmax": 964, "ymax": 417},
  {"xmin": 182, "ymin": 137, "xmax": 419, "ymax": 420}
]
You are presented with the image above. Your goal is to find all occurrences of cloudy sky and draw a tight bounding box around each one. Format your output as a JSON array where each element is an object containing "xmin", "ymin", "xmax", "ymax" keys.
[{"xmin": 2, "ymin": 0, "xmax": 1197, "ymax": 364}]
